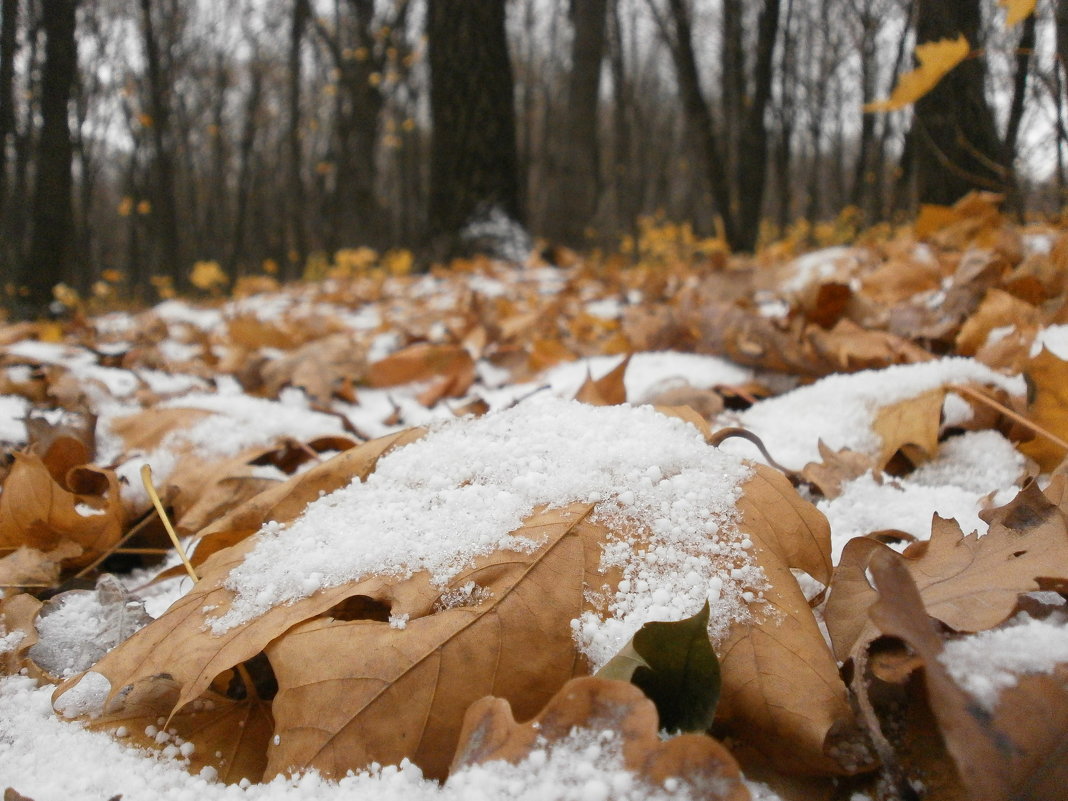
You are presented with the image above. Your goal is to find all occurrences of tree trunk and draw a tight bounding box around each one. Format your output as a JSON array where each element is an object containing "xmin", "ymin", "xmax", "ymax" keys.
[
  {"xmin": 733, "ymin": 0, "xmax": 780, "ymax": 251},
  {"xmin": 1004, "ymin": 12, "xmax": 1035, "ymax": 214},
  {"xmin": 911, "ymin": 0, "xmax": 1008, "ymax": 205},
  {"xmin": 19, "ymin": 0, "xmax": 78, "ymax": 318},
  {"xmin": 0, "ymin": 0, "xmax": 16, "ymax": 227},
  {"xmin": 547, "ymin": 0, "xmax": 607, "ymax": 247},
  {"xmin": 426, "ymin": 0, "xmax": 522, "ymax": 258},
  {"xmin": 286, "ymin": 0, "xmax": 310, "ymax": 279},
  {"xmin": 139, "ymin": 0, "xmax": 184, "ymax": 289}
]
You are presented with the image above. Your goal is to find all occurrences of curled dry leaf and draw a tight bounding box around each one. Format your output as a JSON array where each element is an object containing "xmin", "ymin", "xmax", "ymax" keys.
[
  {"xmin": 265, "ymin": 503, "xmax": 600, "ymax": 781},
  {"xmin": 574, "ymin": 354, "xmax": 630, "ymax": 406},
  {"xmin": 0, "ymin": 542, "xmax": 82, "ymax": 591},
  {"xmin": 866, "ymin": 548, "xmax": 1068, "ymax": 801},
  {"xmin": 800, "ymin": 442, "xmax": 875, "ymax": 499},
  {"xmin": 870, "ymin": 386, "xmax": 944, "ymax": 468},
  {"xmin": 0, "ymin": 453, "xmax": 123, "ymax": 569},
  {"xmin": 0, "ymin": 592, "xmax": 42, "ymax": 677},
  {"xmin": 824, "ymin": 481, "xmax": 1068, "ymax": 662},
  {"xmin": 717, "ymin": 465, "xmax": 864, "ymax": 775},
  {"xmin": 451, "ymin": 676, "xmax": 749, "ymax": 801}
]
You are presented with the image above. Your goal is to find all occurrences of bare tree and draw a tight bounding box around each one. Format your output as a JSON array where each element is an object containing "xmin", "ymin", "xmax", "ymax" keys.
[
  {"xmin": 426, "ymin": 0, "xmax": 522, "ymax": 257},
  {"xmin": 910, "ymin": 0, "xmax": 1008, "ymax": 204},
  {"xmin": 19, "ymin": 0, "xmax": 78, "ymax": 317}
]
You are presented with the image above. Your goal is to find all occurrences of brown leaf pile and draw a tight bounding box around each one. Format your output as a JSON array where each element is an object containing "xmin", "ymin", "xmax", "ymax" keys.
[{"xmin": 2, "ymin": 193, "xmax": 1068, "ymax": 799}]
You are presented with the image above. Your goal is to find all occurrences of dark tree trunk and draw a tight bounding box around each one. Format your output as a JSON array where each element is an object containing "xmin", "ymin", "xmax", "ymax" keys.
[
  {"xmin": 19, "ymin": 0, "xmax": 78, "ymax": 318},
  {"xmin": 734, "ymin": 0, "xmax": 780, "ymax": 251},
  {"xmin": 286, "ymin": 0, "xmax": 310, "ymax": 280},
  {"xmin": 661, "ymin": 0, "xmax": 779, "ymax": 253},
  {"xmin": 0, "ymin": 0, "xmax": 17, "ymax": 237},
  {"xmin": 1004, "ymin": 14, "xmax": 1036, "ymax": 201},
  {"xmin": 139, "ymin": 0, "xmax": 184, "ymax": 289},
  {"xmin": 912, "ymin": 0, "xmax": 1008, "ymax": 205},
  {"xmin": 427, "ymin": 0, "xmax": 522, "ymax": 257},
  {"xmin": 548, "ymin": 0, "xmax": 607, "ymax": 247}
]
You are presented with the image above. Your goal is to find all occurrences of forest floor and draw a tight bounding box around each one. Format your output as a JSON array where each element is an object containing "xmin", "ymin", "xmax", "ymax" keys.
[{"xmin": 2, "ymin": 194, "xmax": 1068, "ymax": 801}]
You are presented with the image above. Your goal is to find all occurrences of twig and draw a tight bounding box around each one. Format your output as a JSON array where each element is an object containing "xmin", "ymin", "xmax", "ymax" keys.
[{"xmin": 948, "ymin": 384, "xmax": 1068, "ymax": 455}]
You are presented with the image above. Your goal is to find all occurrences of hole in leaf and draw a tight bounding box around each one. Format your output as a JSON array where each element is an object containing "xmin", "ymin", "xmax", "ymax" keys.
[{"xmin": 325, "ymin": 594, "xmax": 391, "ymax": 622}]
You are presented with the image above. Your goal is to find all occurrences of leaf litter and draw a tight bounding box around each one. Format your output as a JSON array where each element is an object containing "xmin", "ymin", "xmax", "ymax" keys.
[{"xmin": 3, "ymin": 198, "xmax": 1068, "ymax": 800}]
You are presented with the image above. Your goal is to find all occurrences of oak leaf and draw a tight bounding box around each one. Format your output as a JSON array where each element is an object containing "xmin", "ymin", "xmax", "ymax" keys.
[
  {"xmin": 718, "ymin": 465, "xmax": 863, "ymax": 775},
  {"xmin": 1001, "ymin": 0, "xmax": 1037, "ymax": 27},
  {"xmin": 824, "ymin": 481, "xmax": 1068, "ymax": 662},
  {"xmin": 866, "ymin": 548, "xmax": 1068, "ymax": 801},
  {"xmin": 451, "ymin": 676, "xmax": 749, "ymax": 801},
  {"xmin": 87, "ymin": 680, "xmax": 273, "ymax": 785},
  {"xmin": 265, "ymin": 503, "xmax": 601, "ymax": 780}
]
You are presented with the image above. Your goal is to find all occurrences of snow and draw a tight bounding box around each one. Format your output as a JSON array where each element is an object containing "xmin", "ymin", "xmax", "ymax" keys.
[
  {"xmin": 940, "ymin": 612, "xmax": 1068, "ymax": 711},
  {"xmin": 212, "ymin": 397, "xmax": 758, "ymax": 668},
  {"xmin": 0, "ymin": 394, "xmax": 30, "ymax": 443},
  {"xmin": 726, "ymin": 358, "xmax": 1023, "ymax": 470},
  {"xmin": 819, "ymin": 430, "xmax": 1025, "ymax": 560},
  {"xmin": 1031, "ymin": 325, "xmax": 1068, "ymax": 359},
  {"xmin": 0, "ymin": 674, "xmax": 735, "ymax": 801}
]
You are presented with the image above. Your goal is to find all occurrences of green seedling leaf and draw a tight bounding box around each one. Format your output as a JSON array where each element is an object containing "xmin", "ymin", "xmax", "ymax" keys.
[{"xmin": 595, "ymin": 601, "xmax": 720, "ymax": 733}]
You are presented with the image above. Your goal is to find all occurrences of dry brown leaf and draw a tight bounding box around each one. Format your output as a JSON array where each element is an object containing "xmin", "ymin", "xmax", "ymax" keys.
[
  {"xmin": 257, "ymin": 332, "xmax": 368, "ymax": 404},
  {"xmin": 0, "ymin": 542, "xmax": 83, "ymax": 591},
  {"xmin": 643, "ymin": 384, "xmax": 725, "ymax": 419},
  {"xmin": 451, "ymin": 677, "xmax": 749, "ymax": 800},
  {"xmin": 367, "ymin": 343, "xmax": 475, "ymax": 389},
  {"xmin": 717, "ymin": 465, "xmax": 863, "ymax": 775},
  {"xmin": 87, "ymin": 680, "xmax": 273, "ymax": 785},
  {"xmin": 870, "ymin": 386, "xmax": 944, "ymax": 468},
  {"xmin": 867, "ymin": 548, "xmax": 1068, "ymax": 801},
  {"xmin": 955, "ymin": 288, "xmax": 1040, "ymax": 356},
  {"xmin": 1020, "ymin": 348, "xmax": 1068, "ymax": 471},
  {"xmin": 0, "ymin": 453, "xmax": 123, "ymax": 568},
  {"xmin": 800, "ymin": 442, "xmax": 876, "ymax": 499},
  {"xmin": 825, "ymin": 481, "xmax": 1068, "ymax": 661},
  {"xmin": 265, "ymin": 503, "xmax": 601, "ymax": 780},
  {"xmin": 0, "ymin": 592, "xmax": 42, "ymax": 676},
  {"xmin": 574, "ymin": 354, "xmax": 630, "ymax": 406}
]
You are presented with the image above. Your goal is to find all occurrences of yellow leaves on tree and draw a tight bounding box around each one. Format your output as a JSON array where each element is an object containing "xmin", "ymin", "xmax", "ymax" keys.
[{"xmin": 864, "ymin": 36, "xmax": 970, "ymax": 113}]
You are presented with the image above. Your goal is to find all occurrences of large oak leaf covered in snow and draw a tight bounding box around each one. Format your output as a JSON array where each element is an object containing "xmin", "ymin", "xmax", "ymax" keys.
[{"xmin": 56, "ymin": 399, "xmax": 856, "ymax": 780}]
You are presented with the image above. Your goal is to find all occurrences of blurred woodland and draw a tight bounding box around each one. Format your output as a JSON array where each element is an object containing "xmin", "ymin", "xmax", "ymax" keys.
[{"xmin": 0, "ymin": 0, "xmax": 1062, "ymax": 315}]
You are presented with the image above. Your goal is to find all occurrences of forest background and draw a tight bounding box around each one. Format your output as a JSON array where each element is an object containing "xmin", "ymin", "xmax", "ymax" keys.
[{"xmin": 0, "ymin": 0, "xmax": 1062, "ymax": 317}]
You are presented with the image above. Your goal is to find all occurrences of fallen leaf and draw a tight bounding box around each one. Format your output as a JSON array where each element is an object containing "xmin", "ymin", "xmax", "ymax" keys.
[
  {"xmin": 717, "ymin": 465, "xmax": 863, "ymax": 775},
  {"xmin": 263, "ymin": 504, "xmax": 600, "ymax": 780},
  {"xmin": 824, "ymin": 481, "xmax": 1068, "ymax": 661},
  {"xmin": 870, "ymin": 386, "xmax": 944, "ymax": 468},
  {"xmin": 451, "ymin": 676, "xmax": 749, "ymax": 801},
  {"xmin": 87, "ymin": 680, "xmax": 273, "ymax": 785},
  {"xmin": 867, "ymin": 547, "xmax": 1068, "ymax": 801},
  {"xmin": 367, "ymin": 343, "xmax": 475, "ymax": 389},
  {"xmin": 1020, "ymin": 348, "xmax": 1068, "ymax": 471},
  {"xmin": 0, "ymin": 593, "xmax": 42, "ymax": 676},
  {"xmin": 574, "ymin": 354, "xmax": 630, "ymax": 406},
  {"xmin": 955, "ymin": 288, "xmax": 1040, "ymax": 356},
  {"xmin": 0, "ymin": 453, "xmax": 123, "ymax": 568},
  {"xmin": 800, "ymin": 442, "xmax": 876, "ymax": 499},
  {"xmin": 0, "ymin": 543, "xmax": 83, "ymax": 590}
]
